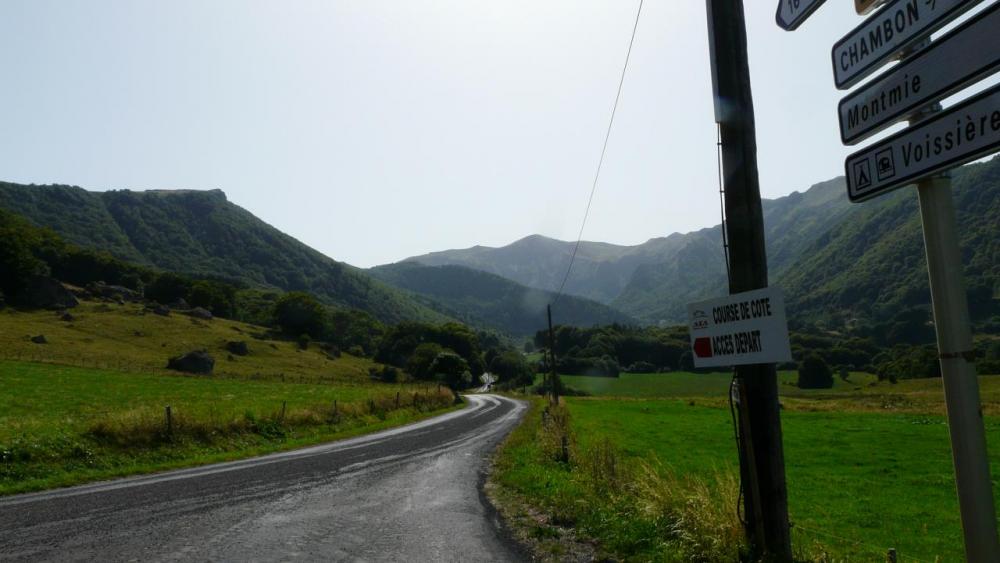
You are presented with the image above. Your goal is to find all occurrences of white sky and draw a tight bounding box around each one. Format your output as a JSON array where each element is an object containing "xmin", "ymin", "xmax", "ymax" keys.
[{"xmin": 1, "ymin": 1, "xmax": 995, "ymax": 267}]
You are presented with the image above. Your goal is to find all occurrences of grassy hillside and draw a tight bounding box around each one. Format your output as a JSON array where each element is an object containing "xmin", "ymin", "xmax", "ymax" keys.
[
  {"xmin": 368, "ymin": 262, "xmax": 636, "ymax": 336},
  {"xmin": 778, "ymin": 158, "xmax": 1000, "ymax": 327},
  {"xmin": 0, "ymin": 183, "xmax": 450, "ymax": 325},
  {"xmin": 0, "ymin": 302, "xmax": 457, "ymax": 494},
  {"xmin": 0, "ymin": 301, "xmax": 377, "ymax": 382}
]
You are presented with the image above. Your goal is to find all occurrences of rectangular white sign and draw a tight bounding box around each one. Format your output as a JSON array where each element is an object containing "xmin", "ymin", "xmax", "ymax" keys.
[
  {"xmin": 831, "ymin": 0, "xmax": 985, "ymax": 89},
  {"xmin": 776, "ymin": 0, "xmax": 827, "ymax": 31},
  {"xmin": 839, "ymin": 3, "xmax": 1000, "ymax": 145},
  {"xmin": 687, "ymin": 287, "xmax": 792, "ymax": 369},
  {"xmin": 845, "ymin": 83, "xmax": 1000, "ymax": 201}
]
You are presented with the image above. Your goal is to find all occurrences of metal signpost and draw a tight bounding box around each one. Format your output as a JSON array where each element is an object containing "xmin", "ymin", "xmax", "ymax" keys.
[
  {"xmin": 832, "ymin": 0, "xmax": 987, "ymax": 89},
  {"xmin": 687, "ymin": 287, "xmax": 792, "ymax": 369},
  {"xmin": 775, "ymin": 0, "xmax": 827, "ymax": 30},
  {"xmin": 779, "ymin": 0, "xmax": 1000, "ymax": 559}
]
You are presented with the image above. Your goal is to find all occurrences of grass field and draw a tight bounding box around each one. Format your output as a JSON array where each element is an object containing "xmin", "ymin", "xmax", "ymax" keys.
[
  {"xmin": 0, "ymin": 302, "xmax": 376, "ymax": 382},
  {"xmin": 0, "ymin": 302, "xmax": 459, "ymax": 495},
  {"xmin": 494, "ymin": 373, "xmax": 1000, "ymax": 561},
  {"xmin": 0, "ymin": 361, "xmax": 455, "ymax": 495}
]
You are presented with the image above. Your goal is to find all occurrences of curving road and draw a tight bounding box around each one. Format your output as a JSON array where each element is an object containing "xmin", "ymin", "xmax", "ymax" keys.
[{"xmin": 0, "ymin": 394, "xmax": 527, "ymax": 562}]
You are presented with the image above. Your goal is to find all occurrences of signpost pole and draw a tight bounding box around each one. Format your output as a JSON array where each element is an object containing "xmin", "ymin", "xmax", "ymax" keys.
[
  {"xmin": 706, "ymin": 1, "xmax": 792, "ymax": 559},
  {"xmin": 916, "ymin": 172, "xmax": 1000, "ymax": 561}
]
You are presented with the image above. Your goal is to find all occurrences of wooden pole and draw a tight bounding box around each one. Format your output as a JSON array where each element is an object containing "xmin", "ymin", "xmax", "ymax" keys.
[
  {"xmin": 706, "ymin": 0, "xmax": 791, "ymax": 559},
  {"xmin": 547, "ymin": 304, "xmax": 559, "ymax": 404}
]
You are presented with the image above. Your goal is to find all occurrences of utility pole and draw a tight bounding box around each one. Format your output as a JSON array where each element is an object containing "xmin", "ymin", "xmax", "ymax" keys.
[
  {"xmin": 547, "ymin": 304, "xmax": 560, "ymax": 404},
  {"xmin": 706, "ymin": 1, "xmax": 792, "ymax": 560}
]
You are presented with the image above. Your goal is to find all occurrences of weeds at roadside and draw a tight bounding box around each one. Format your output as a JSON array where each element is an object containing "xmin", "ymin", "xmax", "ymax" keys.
[{"xmin": 491, "ymin": 398, "xmax": 754, "ymax": 561}]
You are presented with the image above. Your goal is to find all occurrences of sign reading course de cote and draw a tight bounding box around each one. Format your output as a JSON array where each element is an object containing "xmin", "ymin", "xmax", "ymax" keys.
[{"xmin": 687, "ymin": 287, "xmax": 792, "ymax": 369}]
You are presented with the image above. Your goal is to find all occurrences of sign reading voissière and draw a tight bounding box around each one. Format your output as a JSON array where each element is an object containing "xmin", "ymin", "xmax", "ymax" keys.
[
  {"xmin": 838, "ymin": 3, "xmax": 1000, "ymax": 145},
  {"xmin": 831, "ymin": 0, "xmax": 986, "ymax": 90},
  {"xmin": 845, "ymin": 83, "xmax": 1000, "ymax": 202},
  {"xmin": 687, "ymin": 287, "xmax": 792, "ymax": 369}
]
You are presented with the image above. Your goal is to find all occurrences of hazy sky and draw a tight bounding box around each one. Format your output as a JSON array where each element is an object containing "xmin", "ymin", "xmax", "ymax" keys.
[{"xmin": 1, "ymin": 2, "xmax": 994, "ymax": 267}]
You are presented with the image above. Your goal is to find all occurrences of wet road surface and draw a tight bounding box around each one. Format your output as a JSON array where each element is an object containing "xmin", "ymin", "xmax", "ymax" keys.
[{"xmin": 0, "ymin": 394, "xmax": 527, "ymax": 562}]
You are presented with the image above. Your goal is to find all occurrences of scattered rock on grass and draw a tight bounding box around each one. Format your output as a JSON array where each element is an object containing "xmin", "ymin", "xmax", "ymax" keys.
[
  {"xmin": 188, "ymin": 307, "xmax": 213, "ymax": 320},
  {"xmin": 59, "ymin": 311, "xmax": 75, "ymax": 322},
  {"xmin": 31, "ymin": 335, "xmax": 47, "ymax": 344},
  {"xmin": 226, "ymin": 340, "xmax": 249, "ymax": 356},
  {"xmin": 166, "ymin": 350, "xmax": 215, "ymax": 375},
  {"xmin": 153, "ymin": 304, "xmax": 171, "ymax": 317},
  {"xmin": 24, "ymin": 276, "xmax": 79, "ymax": 310}
]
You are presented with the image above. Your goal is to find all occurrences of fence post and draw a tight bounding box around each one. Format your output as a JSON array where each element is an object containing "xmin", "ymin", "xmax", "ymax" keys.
[
  {"xmin": 395, "ymin": 391, "xmax": 400, "ymax": 409},
  {"xmin": 886, "ymin": 548, "xmax": 897, "ymax": 563},
  {"xmin": 280, "ymin": 401, "xmax": 286, "ymax": 423},
  {"xmin": 165, "ymin": 405, "xmax": 173, "ymax": 437}
]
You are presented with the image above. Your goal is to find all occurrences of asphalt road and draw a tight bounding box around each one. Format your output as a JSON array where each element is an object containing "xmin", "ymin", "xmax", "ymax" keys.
[{"xmin": 0, "ymin": 394, "xmax": 527, "ymax": 562}]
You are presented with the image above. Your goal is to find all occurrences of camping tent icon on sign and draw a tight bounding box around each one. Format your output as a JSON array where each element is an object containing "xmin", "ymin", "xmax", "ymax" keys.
[{"xmin": 853, "ymin": 158, "xmax": 873, "ymax": 190}]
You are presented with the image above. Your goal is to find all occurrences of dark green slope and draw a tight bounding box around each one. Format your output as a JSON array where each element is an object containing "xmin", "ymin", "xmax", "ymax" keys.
[
  {"xmin": 777, "ymin": 157, "xmax": 1000, "ymax": 325},
  {"xmin": 408, "ymin": 234, "xmax": 695, "ymax": 304},
  {"xmin": 368, "ymin": 262, "xmax": 637, "ymax": 336},
  {"xmin": 611, "ymin": 177, "xmax": 854, "ymax": 324},
  {"xmin": 0, "ymin": 183, "xmax": 449, "ymax": 325}
]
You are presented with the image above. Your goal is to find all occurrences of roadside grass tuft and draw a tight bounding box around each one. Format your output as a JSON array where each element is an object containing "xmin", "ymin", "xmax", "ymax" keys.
[{"xmin": 491, "ymin": 398, "xmax": 749, "ymax": 562}]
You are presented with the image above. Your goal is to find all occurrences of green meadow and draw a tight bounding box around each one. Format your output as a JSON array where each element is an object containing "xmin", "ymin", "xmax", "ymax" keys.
[
  {"xmin": 0, "ymin": 303, "xmax": 458, "ymax": 495},
  {"xmin": 494, "ymin": 373, "xmax": 1000, "ymax": 561}
]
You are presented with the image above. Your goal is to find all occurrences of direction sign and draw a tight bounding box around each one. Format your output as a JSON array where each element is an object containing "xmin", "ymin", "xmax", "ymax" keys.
[
  {"xmin": 839, "ymin": 3, "xmax": 1000, "ymax": 145},
  {"xmin": 845, "ymin": 83, "xmax": 1000, "ymax": 202},
  {"xmin": 832, "ymin": 0, "xmax": 986, "ymax": 90},
  {"xmin": 776, "ymin": 0, "xmax": 827, "ymax": 31},
  {"xmin": 687, "ymin": 287, "xmax": 792, "ymax": 369}
]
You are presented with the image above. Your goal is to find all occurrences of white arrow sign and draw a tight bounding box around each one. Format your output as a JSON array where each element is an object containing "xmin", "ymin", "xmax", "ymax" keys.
[
  {"xmin": 831, "ymin": 0, "xmax": 986, "ymax": 90},
  {"xmin": 776, "ymin": 0, "xmax": 827, "ymax": 31},
  {"xmin": 839, "ymin": 3, "xmax": 1000, "ymax": 145},
  {"xmin": 845, "ymin": 83, "xmax": 1000, "ymax": 202}
]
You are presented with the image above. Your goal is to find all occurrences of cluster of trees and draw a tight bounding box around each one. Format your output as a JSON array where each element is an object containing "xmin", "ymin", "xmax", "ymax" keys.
[
  {"xmin": 532, "ymin": 324, "xmax": 691, "ymax": 377},
  {"xmin": 0, "ymin": 209, "xmax": 241, "ymax": 315}
]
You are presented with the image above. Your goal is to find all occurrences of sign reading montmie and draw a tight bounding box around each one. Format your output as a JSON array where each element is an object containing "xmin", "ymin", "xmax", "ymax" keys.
[
  {"xmin": 838, "ymin": 3, "xmax": 1000, "ymax": 145},
  {"xmin": 687, "ymin": 287, "xmax": 792, "ymax": 369}
]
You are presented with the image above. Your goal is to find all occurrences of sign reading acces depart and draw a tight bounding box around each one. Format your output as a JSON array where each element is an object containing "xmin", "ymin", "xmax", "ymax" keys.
[{"xmin": 687, "ymin": 287, "xmax": 792, "ymax": 369}]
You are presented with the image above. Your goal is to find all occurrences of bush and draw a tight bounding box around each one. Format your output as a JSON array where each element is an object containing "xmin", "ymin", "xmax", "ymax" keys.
[
  {"xmin": 626, "ymin": 361, "xmax": 656, "ymax": 373},
  {"xmin": 369, "ymin": 365, "xmax": 400, "ymax": 383},
  {"xmin": 297, "ymin": 333, "xmax": 311, "ymax": 350},
  {"xmin": 490, "ymin": 351, "xmax": 534, "ymax": 389},
  {"xmin": 797, "ymin": 354, "xmax": 834, "ymax": 389},
  {"xmin": 274, "ymin": 292, "xmax": 327, "ymax": 338}
]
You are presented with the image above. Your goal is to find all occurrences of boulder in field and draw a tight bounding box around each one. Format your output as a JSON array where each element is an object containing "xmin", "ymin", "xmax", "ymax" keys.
[
  {"xmin": 30, "ymin": 334, "xmax": 47, "ymax": 344},
  {"xmin": 23, "ymin": 276, "xmax": 79, "ymax": 310},
  {"xmin": 86, "ymin": 281, "xmax": 142, "ymax": 303},
  {"xmin": 226, "ymin": 340, "xmax": 249, "ymax": 356},
  {"xmin": 153, "ymin": 304, "xmax": 171, "ymax": 317},
  {"xmin": 170, "ymin": 297, "xmax": 190, "ymax": 310},
  {"xmin": 188, "ymin": 307, "xmax": 213, "ymax": 320},
  {"xmin": 166, "ymin": 350, "xmax": 214, "ymax": 375},
  {"xmin": 59, "ymin": 312, "xmax": 75, "ymax": 322}
]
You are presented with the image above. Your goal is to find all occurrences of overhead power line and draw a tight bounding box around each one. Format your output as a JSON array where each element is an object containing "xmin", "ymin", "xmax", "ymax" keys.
[{"xmin": 552, "ymin": 0, "xmax": 644, "ymax": 306}]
